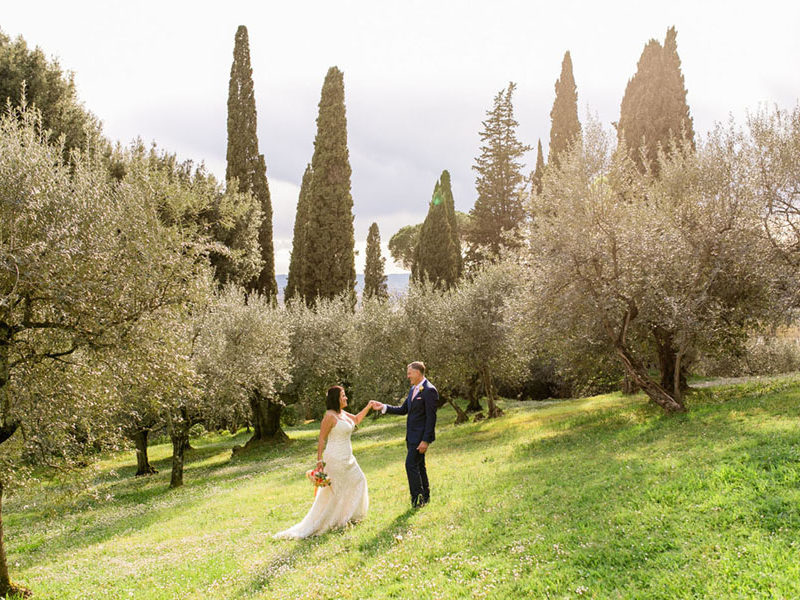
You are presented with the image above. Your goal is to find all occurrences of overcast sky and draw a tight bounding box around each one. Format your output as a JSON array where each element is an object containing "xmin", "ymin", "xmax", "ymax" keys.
[{"xmin": 4, "ymin": 0, "xmax": 799, "ymax": 273}]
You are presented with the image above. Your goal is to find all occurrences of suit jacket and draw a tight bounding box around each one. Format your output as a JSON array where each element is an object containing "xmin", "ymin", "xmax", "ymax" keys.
[{"xmin": 385, "ymin": 379, "xmax": 438, "ymax": 445}]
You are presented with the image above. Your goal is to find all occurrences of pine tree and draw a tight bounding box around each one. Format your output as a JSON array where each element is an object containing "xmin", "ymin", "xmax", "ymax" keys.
[
  {"xmin": 285, "ymin": 164, "xmax": 313, "ymax": 303},
  {"xmin": 466, "ymin": 83, "xmax": 531, "ymax": 267},
  {"xmin": 531, "ymin": 139, "xmax": 545, "ymax": 195},
  {"xmin": 226, "ymin": 25, "xmax": 277, "ymax": 299},
  {"xmin": 618, "ymin": 26, "xmax": 695, "ymax": 173},
  {"xmin": 548, "ymin": 51, "xmax": 581, "ymax": 168},
  {"xmin": 363, "ymin": 223, "xmax": 389, "ymax": 301},
  {"xmin": 300, "ymin": 66, "xmax": 357, "ymax": 306},
  {"xmin": 438, "ymin": 170, "xmax": 463, "ymax": 277},
  {"xmin": 413, "ymin": 177, "xmax": 460, "ymax": 289}
]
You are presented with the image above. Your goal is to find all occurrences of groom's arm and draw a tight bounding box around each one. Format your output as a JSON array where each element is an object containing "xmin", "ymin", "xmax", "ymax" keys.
[{"xmin": 382, "ymin": 397, "xmax": 408, "ymax": 416}]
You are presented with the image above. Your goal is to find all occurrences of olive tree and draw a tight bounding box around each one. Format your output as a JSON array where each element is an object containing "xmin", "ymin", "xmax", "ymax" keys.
[
  {"xmin": 194, "ymin": 285, "xmax": 291, "ymax": 451},
  {"xmin": 0, "ymin": 107, "xmax": 210, "ymax": 595},
  {"xmin": 749, "ymin": 104, "xmax": 800, "ymax": 307},
  {"xmin": 283, "ymin": 296, "xmax": 357, "ymax": 421},
  {"xmin": 523, "ymin": 116, "xmax": 785, "ymax": 412},
  {"xmin": 448, "ymin": 262, "xmax": 530, "ymax": 418},
  {"xmin": 351, "ymin": 297, "xmax": 409, "ymax": 409},
  {"xmin": 394, "ymin": 281, "xmax": 470, "ymax": 423}
]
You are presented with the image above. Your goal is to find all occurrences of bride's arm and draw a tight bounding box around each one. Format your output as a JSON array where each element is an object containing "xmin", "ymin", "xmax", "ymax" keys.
[
  {"xmin": 345, "ymin": 402, "xmax": 373, "ymax": 426},
  {"xmin": 316, "ymin": 413, "xmax": 337, "ymax": 467}
]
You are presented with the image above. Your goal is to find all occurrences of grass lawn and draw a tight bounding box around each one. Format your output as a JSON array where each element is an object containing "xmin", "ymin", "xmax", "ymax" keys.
[{"xmin": 6, "ymin": 376, "xmax": 800, "ymax": 599}]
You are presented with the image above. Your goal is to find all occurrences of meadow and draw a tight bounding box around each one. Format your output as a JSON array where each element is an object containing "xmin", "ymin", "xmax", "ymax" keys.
[{"xmin": 7, "ymin": 377, "xmax": 800, "ymax": 599}]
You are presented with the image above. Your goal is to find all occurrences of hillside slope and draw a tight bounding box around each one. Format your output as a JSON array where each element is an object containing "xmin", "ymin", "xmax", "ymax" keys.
[{"xmin": 7, "ymin": 377, "xmax": 800, "ymax": 599}]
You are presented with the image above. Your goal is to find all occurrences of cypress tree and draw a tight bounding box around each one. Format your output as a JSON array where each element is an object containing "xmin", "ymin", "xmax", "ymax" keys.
[
  {"xmin": 285, "ymin": 164, "xmax": 313, "ymax": 303},
  {"xmin": 300, "ymin": 66, "xmax": 356, "ymax": 306},
  {"xmin": 438, "ymin": 170, "xmax": 463, "ymax": 277},
  {"xmin": 548, "ymin": 51, "xmax": 581, "ymax": 168},
  {"xmin": 226, "ymin": 25, "xmax": 277, "ymax": 299},
  {"xmin": 413, "ymin": 177, "xmax": 460, "ymax": 289},
  {"xmin": 466, "ymin": 82, "xmax": 531, "ymax": 266},
  {"xmin": 363, "ymin": 223, "xmax": 389, "ymax": 301},
  {"xmin": 618, "ymin": 26, "xmax": 695, "ymax": 173},
  {"xmin": 532, "ymin": 139, "xmax": 545, "ymax": 195}
]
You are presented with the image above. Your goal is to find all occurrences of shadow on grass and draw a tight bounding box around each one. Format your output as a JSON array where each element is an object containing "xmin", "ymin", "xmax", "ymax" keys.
[
  {"xmin": 357, "ymin": 507, "xmax": 415, "ymax": 557},
  {"xmin": 236, "ymin": 525, "xmax": 366, "ymax": 599},
  {"xmin": 235, "ymin": 537, "xmax": 325, "ymax": 599}
]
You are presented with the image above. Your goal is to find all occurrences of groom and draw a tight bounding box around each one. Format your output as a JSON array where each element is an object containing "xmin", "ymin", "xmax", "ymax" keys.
[{"xmin": 372, "ymin": 361, "xmax": 438, "ymax": 508}]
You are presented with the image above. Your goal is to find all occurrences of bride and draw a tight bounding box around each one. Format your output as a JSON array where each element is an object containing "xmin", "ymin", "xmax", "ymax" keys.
[{"xmin": 274, "ymin": 385, "xmax": 375, "ymax": 539}]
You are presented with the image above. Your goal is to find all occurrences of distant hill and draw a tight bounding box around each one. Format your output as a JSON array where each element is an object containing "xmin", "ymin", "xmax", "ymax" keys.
[{"xmin": 275, "ymin": 273, "xmax": 410, "ymax": 301}]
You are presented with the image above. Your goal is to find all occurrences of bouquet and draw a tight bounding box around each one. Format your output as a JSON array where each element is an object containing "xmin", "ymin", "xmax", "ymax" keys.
[{"xmin": 305, "ymin": 462, "xmax": 331, "ymax": 496}]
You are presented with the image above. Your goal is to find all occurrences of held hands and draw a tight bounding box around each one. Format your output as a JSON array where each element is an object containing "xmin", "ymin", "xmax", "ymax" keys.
[{"xmin": 368, "ymin": 401, "xmax": 384, "ymax": 411}]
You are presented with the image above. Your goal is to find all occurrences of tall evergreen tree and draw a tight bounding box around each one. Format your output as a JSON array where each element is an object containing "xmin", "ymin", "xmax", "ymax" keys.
[
  {"xmin": 438, "ymin": 170, "xmax": 463, "ymax": 277},
  {"xmin": 413, "ymin": 177, "xmax": 460, "ymax": 289},
  {"xmin": 0, "ymin": 28, "xmax": 104, "ymax": 161},
  {"xmin": 285, "ymin": 164, "xmax": 313, "ymax": 302},
  {"xmin": 225, "ymin": 25, "xmax": 277, "ymax": 299},
  {"xmin": 548, "ymin": 51, "xmax": 581, "ymax": 168},
  {"xmin": 466, "ymin": 82, "xmax": 531, "ymax": 267},
  {"xmin": 531, "ymin": 139, "xmax": 545, "ymax": 195},
  {"xmin": 363, "ymin": 223, "xmax": 389, "ymax": 301},
  {"xmin": 618, "ymin": 26, "xmax": 695, "ymax": 173},
  {"xmin": 300, "ymin": 66, "xmax": 357, "ymax": 306}
]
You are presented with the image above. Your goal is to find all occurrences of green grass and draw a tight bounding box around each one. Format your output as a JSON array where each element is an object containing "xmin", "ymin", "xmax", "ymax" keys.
[{"xmin": 7, "ymin": 376, "xmax": 800, "ymax": 599}]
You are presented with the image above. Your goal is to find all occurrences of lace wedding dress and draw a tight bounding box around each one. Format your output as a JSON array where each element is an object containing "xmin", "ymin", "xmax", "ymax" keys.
[{"xmin": 274, "ymin": 415, "xmax": 369, "ymax": 539}]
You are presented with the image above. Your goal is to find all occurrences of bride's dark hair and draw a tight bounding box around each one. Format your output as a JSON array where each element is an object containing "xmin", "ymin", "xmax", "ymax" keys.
[{"xmin": 326, "ymin": 385, "xmax": 344, "ymax": 413}]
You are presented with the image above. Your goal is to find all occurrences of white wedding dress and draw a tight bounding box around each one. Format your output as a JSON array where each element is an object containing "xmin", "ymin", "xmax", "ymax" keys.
[{"xmin": 274, "ymin": 415, "xmax": 369, "ymax": 539}]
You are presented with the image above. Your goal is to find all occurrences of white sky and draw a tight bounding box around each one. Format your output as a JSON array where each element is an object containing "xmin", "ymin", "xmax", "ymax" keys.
[{"xmin": 4, "ymin": 0, "xmax": 799, "ymax": 273}]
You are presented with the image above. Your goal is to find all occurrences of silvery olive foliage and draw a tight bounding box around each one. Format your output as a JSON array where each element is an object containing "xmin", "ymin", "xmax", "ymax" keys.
[
  {"xmin": 194, "ymin": 285, "xmax": 291, "ymax": 425},
  {"xmin": 522, "ymin": 113, "xmax": 792, "ymax": 411},
  {"xmin": 0, "ymin": 106, "xmax": 217, "ymax": 591},
  {"xmin": 357, "ymin": 272, "xmax": 528, "ymax": 420},
  {"xmin": 446, "ymin": 262, "xmax": 530, "ymax": 417},
  {"xmin": 284, "ymin": 296, "xmax": 357, "ymax": 419},
  {"xmin": 112, "ymin": 140, "xmax": 264, "ymax": 289},
  {"xmin": 351, "ymin": 297, "xmax": 409, "ymax": 408},
  {"xmin": 0, "ymin": 106, "xmax": 211, "ymax": 477},
  {"xmin": 747, "ymin": 104, "xmax": 800, "ymax": 304}
]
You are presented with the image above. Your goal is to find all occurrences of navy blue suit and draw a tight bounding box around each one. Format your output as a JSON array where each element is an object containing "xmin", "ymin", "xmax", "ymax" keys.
[{"xmin": 385, "ymin": 379, "xmax": 438, "ymax": 506}]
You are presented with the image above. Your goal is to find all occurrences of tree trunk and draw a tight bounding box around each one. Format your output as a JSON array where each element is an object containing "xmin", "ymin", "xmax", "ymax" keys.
[
  {"xmin": 615, "ymin": 344, "xmax": 686, "ymax": 413},
  {"xmin": 167, "ymin": 406, "xmax": 190, "ymax": 489},
  {"xmin": 0, "ymin": 482, "xmax": 32, "ymax": 598},
  {"xmin": 483, "ymin": 369, "xmax": 504, "ymax": 419},
  {"xmin": 442, "ymin": 395, "xmax": 468, "ymax": 425},
  {"xmin": 652, "ymin": 328, "xmax": 688, "ymax": 392},
  {"xmin": 133, "ymin": 429, "xmax": 157, "ymax": 476},
  {"xmin": 169, "ymin": 434, "xmax": 187, "ymax": 489},
  {"xmin": 465, "ymin": 373, "xmax": 483, "ymax": 412},
  {"xmin": 241, "ymin": 391, "xmax": 288, "ymax": 451}
]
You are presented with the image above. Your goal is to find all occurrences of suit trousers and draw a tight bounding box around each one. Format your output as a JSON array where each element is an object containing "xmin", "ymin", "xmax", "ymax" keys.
[{"xmin": 405, "ymin": 442, "xmax": 430, "ymax": 506}]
